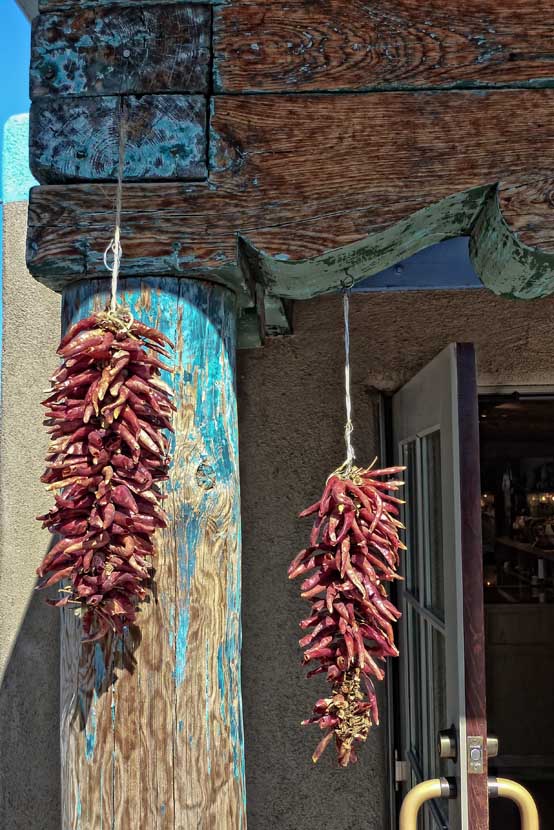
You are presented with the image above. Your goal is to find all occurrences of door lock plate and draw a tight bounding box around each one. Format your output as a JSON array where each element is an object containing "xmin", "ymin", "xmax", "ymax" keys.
[{"xmin": 467, "ymin": 736, "xmax": 485, "ymax": 774}]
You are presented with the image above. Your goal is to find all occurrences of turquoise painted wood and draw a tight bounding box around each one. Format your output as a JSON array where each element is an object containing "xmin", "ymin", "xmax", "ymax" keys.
[
  {"xmin": 40, "ymin": 0, "xmax": 225, "ymax": 12},
  {"xmin": 30, "ymin": 95, "xmax": 207, "ymax": 183},
  {"xmin": 59, "ymin": 277, "xmax": 246, "ymax": 829},
  {"xmin": 31, "ymin": 6, "xmax": 210, "ymax": 98}
]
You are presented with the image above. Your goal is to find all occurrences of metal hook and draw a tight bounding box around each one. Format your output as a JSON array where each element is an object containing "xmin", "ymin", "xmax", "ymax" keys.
[{"xmin": 340, "ymin": 272, "xmax": 354, "ymax": 291}]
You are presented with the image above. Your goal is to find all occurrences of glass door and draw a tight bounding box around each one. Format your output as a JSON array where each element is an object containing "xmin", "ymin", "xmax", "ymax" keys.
[
  {"xmin": 393, "ymin": 344, "xmax": 488, "ymax": 830},
  {"xmin": 400, "ymin": 433, "xmax": 448, "ymax": 829}
]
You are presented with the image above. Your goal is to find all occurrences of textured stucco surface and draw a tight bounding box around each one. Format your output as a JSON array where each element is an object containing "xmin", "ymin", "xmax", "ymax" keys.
[
  {"xmin": 0, "ymin": 201, "xmax": 61, "ymax": 828},
  {"xmin": 2, "ymin": 116, "xmax": 37, "ymax": 205},
  {"xmin": 237, "ymin": 326, "xmax": 386, "ymax": 830},
  {"xmin": 4, "ymin": 185, "xmax": 554, "ymax": 830}
]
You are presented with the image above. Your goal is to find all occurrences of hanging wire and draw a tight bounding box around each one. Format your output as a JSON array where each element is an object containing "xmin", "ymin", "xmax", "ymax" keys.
[
  {"xmin": 342, "ymin": 278, "xmax": 356, "ymax": 475},
  {"xmin": 103, "ymin": 99, "xmax": 128, "ymax": 313}
]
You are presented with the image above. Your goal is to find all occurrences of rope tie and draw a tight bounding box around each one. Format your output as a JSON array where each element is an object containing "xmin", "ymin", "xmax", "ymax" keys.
[
  {"xmin": 342, "ymin": 280, "xmax": 356, "ymax": 476},
  {"xmin": 103, "ymin": 100, "xmax": 128, "ymax": 313}
]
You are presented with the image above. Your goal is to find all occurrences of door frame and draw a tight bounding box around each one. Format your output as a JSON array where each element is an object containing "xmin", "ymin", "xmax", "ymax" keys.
[{"xmin": 457, "ymin": 345, "xmax": 488, "ymax": 829}]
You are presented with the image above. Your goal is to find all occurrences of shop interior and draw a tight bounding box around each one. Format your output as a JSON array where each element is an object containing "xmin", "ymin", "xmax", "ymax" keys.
[{"xmin": 480, "ymin": 394, "xmax": 554, "ymax": 828}]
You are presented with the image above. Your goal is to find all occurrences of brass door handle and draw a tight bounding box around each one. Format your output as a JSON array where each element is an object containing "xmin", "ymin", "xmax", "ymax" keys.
[
  {"xmin": 489, "ymin": 777, "xmax": 540, "ymax": 830},
  {"xmin": 399, "ymin": 778, "xmax": 454, "ymax": 830},
  {"xmin": 399, "ymin": 774, "xmax": 539, "ymax": 830}
]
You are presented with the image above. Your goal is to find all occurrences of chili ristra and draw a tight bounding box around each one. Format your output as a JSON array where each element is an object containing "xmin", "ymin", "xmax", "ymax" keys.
[
  {"xmin": 289, "ymin": 462, "xmax": 406, "ymax": 766},
  {"xmin": 36, "ymin": 310, "xmax": 174, "ymax": 642}
]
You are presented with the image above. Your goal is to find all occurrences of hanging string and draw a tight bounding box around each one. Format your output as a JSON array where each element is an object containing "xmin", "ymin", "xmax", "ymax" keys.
[
  {"xmin": 342, "ymin": 279, "xmax": 356, "ymax": 475},
  {"xmin": 103, "ymin": 99, "xmax": 128, "ymax": 313}
]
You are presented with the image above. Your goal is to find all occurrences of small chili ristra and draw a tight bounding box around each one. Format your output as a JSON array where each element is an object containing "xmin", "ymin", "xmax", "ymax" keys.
[{"xmin": 289, "ymin": 461, "xmax": 406, "ymax": 766}]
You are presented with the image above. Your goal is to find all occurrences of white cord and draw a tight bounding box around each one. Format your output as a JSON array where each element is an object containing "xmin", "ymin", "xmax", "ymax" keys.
[
  {"xmin": 343, "ymin": 288, "xmax": 356, "ymax": 474},
  {"xmin": 103, "ymin": 101, "xmax": 127, "ymax": 313}
]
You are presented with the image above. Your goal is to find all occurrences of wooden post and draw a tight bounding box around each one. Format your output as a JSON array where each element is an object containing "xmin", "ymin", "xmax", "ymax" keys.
[{"xmin": 60, "ymin": 277, "xmax": 246, "ymax": 829}]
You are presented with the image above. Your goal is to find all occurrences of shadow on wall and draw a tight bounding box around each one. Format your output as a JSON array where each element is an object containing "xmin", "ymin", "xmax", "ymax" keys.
[
  {"xmin": 237, "ymin": 333, "xmax": 389, "ymax": 830},
  {"xmin": 0, "ymin": 590, "xmax": 61, "ymax": 829}
]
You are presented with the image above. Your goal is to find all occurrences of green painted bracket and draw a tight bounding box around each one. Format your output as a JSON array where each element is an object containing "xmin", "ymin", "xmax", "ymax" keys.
[
  {"xmin": 237, "ymin": 184, "xmax": 554, "ymax": 306},
  {"xmin": 470, "ymin": 188, "xmax": 554, "ymax": 300}
]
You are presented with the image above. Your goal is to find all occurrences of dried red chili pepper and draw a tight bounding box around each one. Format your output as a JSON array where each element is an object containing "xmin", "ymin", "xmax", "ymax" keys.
[
  {"xmin": 290, "ymin": 461, "xmax": 406, "ymax": 766},
  {"xmin": 37, "ymin": 309, "xmax": 174, "ymax": 642}
]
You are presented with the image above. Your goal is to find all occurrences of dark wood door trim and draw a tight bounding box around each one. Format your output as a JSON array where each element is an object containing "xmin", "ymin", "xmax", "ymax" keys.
[{"xmin": 457, "ymin": 343, "xmax": 489, "ymax": 830}]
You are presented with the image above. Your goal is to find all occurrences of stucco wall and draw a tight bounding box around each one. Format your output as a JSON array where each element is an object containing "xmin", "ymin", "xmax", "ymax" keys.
[
  {"xmin": 0, "ymin": 199, "xmax": 61, "ymax": 827},
  {"xmin": 0, "ymin": 115, "xmax": 61, "ymax": 829},
  {"xmin": 3, "ymin": 169, "xmax": 554, "ymax": 830}
]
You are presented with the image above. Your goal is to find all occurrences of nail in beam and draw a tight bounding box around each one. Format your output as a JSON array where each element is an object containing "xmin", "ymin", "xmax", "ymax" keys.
[{"xmin": 60, "ymin": 277, "xmax": 246, "ymax": 829}]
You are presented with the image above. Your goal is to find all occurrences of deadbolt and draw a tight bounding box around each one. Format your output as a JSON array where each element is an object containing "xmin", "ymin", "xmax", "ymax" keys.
[
  {"xmin": 437, "ymin": 727, "xmax": 457, "ymax": 761},
  {"xmin": 487, "ymin": 735, "xmax": 499, "ymax": 759}
]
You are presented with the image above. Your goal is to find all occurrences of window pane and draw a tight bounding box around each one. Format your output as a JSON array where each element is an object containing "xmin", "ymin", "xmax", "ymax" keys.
[
  {"xmin": 402, "ymin": 440, "xmax": 419, "ymax": 599},
  {"xmin": 423, "ymin": 431, "xmax": 445, "ymax": 619},
  {"xmin": 430, "ymin": 627, "xmax": 448, "ymax": 778},
  {"xmin": 407, "ymin": 604, "xmax": 424, "ymax": 764}
]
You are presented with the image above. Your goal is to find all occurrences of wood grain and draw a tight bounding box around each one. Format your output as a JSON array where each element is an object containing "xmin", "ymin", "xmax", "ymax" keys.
[
  {"xmin": 170, "ymin": 281, "xmax": 246, "ymax": 829},
  {"xmin": 111, "ymin": 280, "xmax": 179, "ymax": 830},
  {"xmin": 30, "ymin": 95, "xmax": 207, "ymax": 184},
  {"xmin": 457, "ymin": 344, "xmax": 488, "ymax": 830},
  {"xmin": 27, "ymin": 90, "xmax": 554, "ymax": 299},
  {"xmin": 214, "ymin": 0, "xmax": 554, "ymax": 93},
  {"xmin": 31, "ymin": 5, "xmax": 210, "ymax": 98},
  {"xmin": 59, "ymin": 278, "xmax": 245, "ymax": 829},
  {"xmin": 496, "ymin": 175, "xmax": 554, "ymax": 250}
]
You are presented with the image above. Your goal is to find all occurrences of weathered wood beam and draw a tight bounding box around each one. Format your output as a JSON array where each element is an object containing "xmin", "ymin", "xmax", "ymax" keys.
[
  {"xmin": 60, "ymin": 277, "xmax": 246, "ymax": 829},
  {"xmin": 31, "ymin": 5, "xmax": 210, "ymax": 98},
  {"xmin": 30, "ymin": 95, "xmax": 207, "ymax": 183},
  {"xmin": 214, "ymin": 0, "xmax": 554, "ymax": 93},
  {"xmin": 39, "ymin": 0, "xmax": 223, "ymax": 12},
  {"xmin": 27, "ymin": 90, "xmax": 554, "ymax": 301}
]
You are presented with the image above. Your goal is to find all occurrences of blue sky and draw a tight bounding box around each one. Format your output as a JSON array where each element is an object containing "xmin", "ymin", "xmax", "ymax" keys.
[
  {"xmin": 0, "ymin": 0, "xmax": 31, "ymax": 190},
  {"xmin": 0, "ymin": 1, "xmax": 31, "ymax": 358}
]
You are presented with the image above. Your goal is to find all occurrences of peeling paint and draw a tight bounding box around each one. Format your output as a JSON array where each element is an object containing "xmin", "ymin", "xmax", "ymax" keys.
[
  {"xmin": 84, "ymin": 694, "xmax": 97, "ymax": 762},
  {"xmin": 238, "ymin": 185, "xmax": 493, "ymax": 299},
  {"xmin": 174, "ymin": 607, "xmax": 191, "ymax": 685},
  {"xmin": 169, "ymin": 604, "xmax": 175, "ymax": 649},
  {"xmin": 31, "ymin": 6, "xmax": 210, "ymax": 98}
]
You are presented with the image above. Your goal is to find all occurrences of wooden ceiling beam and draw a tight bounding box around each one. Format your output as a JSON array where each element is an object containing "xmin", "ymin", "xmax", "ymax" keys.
[
  {"xmin": 214, "ymin": 0, "xmax": 554, "ymax": 93},
  {"xmin": 28, "ymin": 89, "xmax": 554, "ymax": 304}
]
